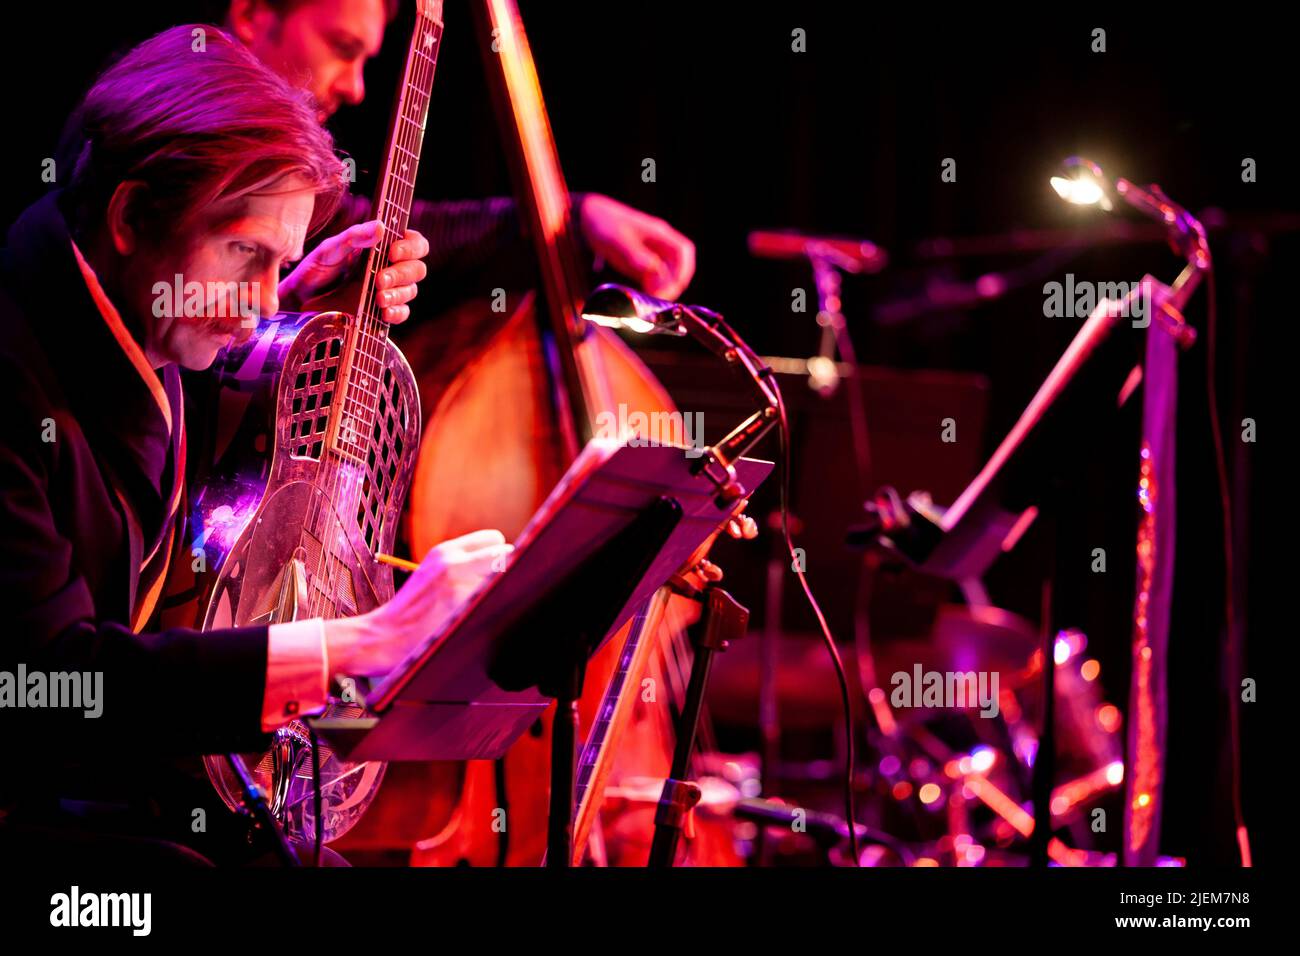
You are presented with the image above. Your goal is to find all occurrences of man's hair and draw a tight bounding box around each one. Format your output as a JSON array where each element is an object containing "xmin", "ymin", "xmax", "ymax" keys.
[
  {"xmin": 201, "ymin": 0, "xmax": 402, "ymax": 25},
  {"xmin": 255, "ymin": 0, "xmax": 402, "ymax": 21},
  {"xmin": 62, "ymin": 24, "xmax": 347, "ymax": 244}
]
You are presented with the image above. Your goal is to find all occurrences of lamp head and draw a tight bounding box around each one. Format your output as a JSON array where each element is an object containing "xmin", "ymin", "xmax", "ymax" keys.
[
  {"xmin": 580, "ymin": 283, "xmax": 688, "ymax": 336},
  {"xmin": 1050, "ymin": 156, "xmax": 1114, "ymax": 211}
]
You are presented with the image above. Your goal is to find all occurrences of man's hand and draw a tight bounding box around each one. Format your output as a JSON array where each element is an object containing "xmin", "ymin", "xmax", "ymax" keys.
[
  {"xmin": 577, "ymin": 194, "xmax": 695, "ymax": 301},
  {"xmin": 278, "ymin": 220, "xmax": 429, "ymax": 324},
  {"xmin": 324, "ymin": 530, "xmax": 512, "ymax": 677}
]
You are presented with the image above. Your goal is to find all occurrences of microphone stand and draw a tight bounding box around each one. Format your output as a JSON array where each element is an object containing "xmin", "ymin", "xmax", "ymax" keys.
[{"xmin": 647, "ymin": 585, "xmax": 750, "ymax": 866}]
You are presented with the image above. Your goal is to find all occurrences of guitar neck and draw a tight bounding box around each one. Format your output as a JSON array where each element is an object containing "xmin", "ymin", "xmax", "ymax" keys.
[
  {"xmin": 361, "ymin": 2, "xmax": 444, "ymax": 330},
  {"xmin": 333, "ymin": 0, "xmax": 444, "ymax": 465}
]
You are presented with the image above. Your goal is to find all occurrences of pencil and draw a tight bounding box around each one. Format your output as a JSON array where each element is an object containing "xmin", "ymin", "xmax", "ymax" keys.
[{"xmin": 376, "ymin": 552, "xmax": 420, "ymax": 572}]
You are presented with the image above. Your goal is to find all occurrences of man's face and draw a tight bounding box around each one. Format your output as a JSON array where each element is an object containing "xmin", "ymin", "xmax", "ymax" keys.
[
  {"xmin": 122, "ymin": 180, "xmax": 315, "ymax": 370},
  {"xmin": 235, "ymin": 0, "xmax": 387, "ymax": 121}
]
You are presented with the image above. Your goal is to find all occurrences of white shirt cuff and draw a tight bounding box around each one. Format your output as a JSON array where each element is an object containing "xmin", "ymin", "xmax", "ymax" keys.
[{"xmin": 262, "ymin": 617, "xmax": 329, "ymax": 731}]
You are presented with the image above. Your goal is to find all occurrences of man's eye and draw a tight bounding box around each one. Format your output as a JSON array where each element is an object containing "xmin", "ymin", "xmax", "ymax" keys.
[
  {"xmin": 233, "ymin": 243, "xmax": 259, "ymax": 258},
  {"xmin": 331, "ymin": 38, "xmax": 362, "ymax": 60}
]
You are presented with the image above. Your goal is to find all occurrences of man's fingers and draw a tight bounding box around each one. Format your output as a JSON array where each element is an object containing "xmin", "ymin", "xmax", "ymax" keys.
[
  {"xmin": 376, "ymin": 257, "xmax": 426, "ymax": 321},
  {"xmin": 347, "ymin": 219, "xmax": 385, "ymax": 247},
  {"xmin": 643, "ymin": 229, "xmax": 695, "ymax": 298},
  {"xmin": 379, "ymin": 283, "xmax": 419, "ymax": 309},
  {"xmin": 435, "ymin": 529, "xmax": 508, "ymax": 553},
  {"xmin": 462, "ymin": 543, "xmax": 514, "ymax": 568},
  {"xmin": 377, "ymin": 258, "xmax": 427, "ymax": 289},
  {"xmin": 655, "ymin": 228, "xmax": 695, "ymax": 282},
  {"xmin": 620, "ymin": 241, "xmax": 668, "ymax": 289},
  {"xmin": 325, "ymin": 219, "xmax": 384, "ymax": 258},
  {"xmin": 389, "ymin": 229, "xmax": 429, "ymax": 262},
  {"xmin": 441, "ymin": 543, "xmax": 515, "ymax": 583},
  {"xmin": 410, "ymin": 531, "xmax": 507, "ymax": 582},
  {"xmin": 622, "ymin": 227, "xmax": 695, "ymax": 299}
]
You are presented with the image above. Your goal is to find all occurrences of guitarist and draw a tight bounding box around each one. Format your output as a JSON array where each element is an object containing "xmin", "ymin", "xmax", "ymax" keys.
[{"xmin": 0, "ymin": 26, "xmax": 510, "ymax": 864}]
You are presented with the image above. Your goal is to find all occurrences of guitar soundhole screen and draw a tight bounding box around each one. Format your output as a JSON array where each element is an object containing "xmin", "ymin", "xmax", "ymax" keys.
[
  {"xmin": 355, "ymin": 365, "xmax": 410, "ymax": 552},
  {"xmin": 288, "ymin": 337, "xmax": 342, "ymax": 459}
]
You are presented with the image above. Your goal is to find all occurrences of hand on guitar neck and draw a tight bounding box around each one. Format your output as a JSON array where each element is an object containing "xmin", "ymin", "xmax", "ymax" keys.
[
  {"xmin": 277, "ymin": 219, "xmax": 430, "ymax": 323},
  {"xmin": 322, "ymin": 529, "xmax": 512, "ymax": 677}
]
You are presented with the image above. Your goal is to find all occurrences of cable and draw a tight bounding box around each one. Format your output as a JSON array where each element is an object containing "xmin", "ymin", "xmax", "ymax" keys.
[
  {"xmin": 683, "ymin": 305, "xmax": 861, "ymax": 864},
  {"xmin": 772, "ymin": 382, "xmax": 861, "ymax": 865},
  {"xmin": 309, "ymin": 725, "xmax": 323, "ymax": 868}
]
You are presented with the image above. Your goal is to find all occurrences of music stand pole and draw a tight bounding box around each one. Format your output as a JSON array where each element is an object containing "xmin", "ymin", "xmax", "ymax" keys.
[
  {"xmin": 648, "ymin": 586, "xmax": 750, "ymax": 866},
  {"xmin": 544, "ymin": 647, "xmax": 586, "ymax": 867}
]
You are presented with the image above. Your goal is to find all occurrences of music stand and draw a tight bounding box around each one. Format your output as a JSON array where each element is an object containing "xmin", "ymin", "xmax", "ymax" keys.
[{"xmin": 313, "ymin": 440, "xmax": 772, "ymax": 865}]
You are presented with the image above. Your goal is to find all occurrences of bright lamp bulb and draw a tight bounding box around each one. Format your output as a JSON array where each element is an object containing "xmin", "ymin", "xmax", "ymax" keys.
[
  {"xmin": 582, "ymin": 312, "xmax": 656, "ymax": 334},
  {"xmin": 1051, "ymin": 174, "xmax": 1112, "ymax": 210}
]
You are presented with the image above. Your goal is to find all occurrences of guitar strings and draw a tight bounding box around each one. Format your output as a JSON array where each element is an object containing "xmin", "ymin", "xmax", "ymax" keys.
[
  {"xmin": 313, "ymin": 8, "xmax": 435, "ymax": 621},
  {"xmin": 295, "ymin": 8, "xmax": 439, "ymax": 831},
  {"xmin": 312, "ymin": 8, "xmax": 437, "ymax": 625}
]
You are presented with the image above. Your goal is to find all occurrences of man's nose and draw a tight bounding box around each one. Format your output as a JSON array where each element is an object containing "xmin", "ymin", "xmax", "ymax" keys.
[
  {"xmin": 254, "ymin": 269, "xmax": 279, "ymax": 321},
  {"xmin": 334, "ymin": 63, "xmax": 365, "ymax": 107}
]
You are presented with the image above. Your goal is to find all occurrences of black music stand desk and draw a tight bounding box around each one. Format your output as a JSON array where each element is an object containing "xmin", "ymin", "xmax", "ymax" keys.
[{"xmin": 315, "ymin": 441, "xmax": 772, "ymax": 763}]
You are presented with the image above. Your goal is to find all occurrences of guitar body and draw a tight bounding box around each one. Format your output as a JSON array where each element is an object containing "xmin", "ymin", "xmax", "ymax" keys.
[{"xmin": 188, "ymin": 311, "xmax": 421, "ymax": 842}]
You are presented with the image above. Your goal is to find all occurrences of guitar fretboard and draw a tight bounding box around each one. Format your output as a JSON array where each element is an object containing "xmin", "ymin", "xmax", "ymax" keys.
[{"xmin": 334, "ymin": 0, "xmax": 444, "ymax": 465}]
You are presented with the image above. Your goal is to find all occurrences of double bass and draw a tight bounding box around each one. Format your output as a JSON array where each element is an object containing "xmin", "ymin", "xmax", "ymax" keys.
[{"xmin": 337, "ymin": 0, "xmax": 740, "ymax": 866}]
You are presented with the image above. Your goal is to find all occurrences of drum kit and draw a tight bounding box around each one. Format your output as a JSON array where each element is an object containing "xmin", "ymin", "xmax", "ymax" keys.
[{"xmin": 689, "ymin": 604, "xmax": 1126, "ymax": 867}]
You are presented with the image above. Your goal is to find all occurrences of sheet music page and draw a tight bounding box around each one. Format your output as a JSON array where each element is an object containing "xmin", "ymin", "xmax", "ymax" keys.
[{"xmin": 371, "ymin": 437, "xmax": 625, "ymax": 699}]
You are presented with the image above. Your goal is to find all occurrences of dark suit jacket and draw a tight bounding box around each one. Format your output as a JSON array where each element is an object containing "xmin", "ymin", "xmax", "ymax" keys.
[{"xmin": 0, "ymin": 193, "xmax": 274, "ymax": 836}]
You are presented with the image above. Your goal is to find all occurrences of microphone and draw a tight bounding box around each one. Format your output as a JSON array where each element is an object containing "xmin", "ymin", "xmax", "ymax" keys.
[{"xmin": 747, "ymin": 229, "xmax": 887, "ymax": 274}]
